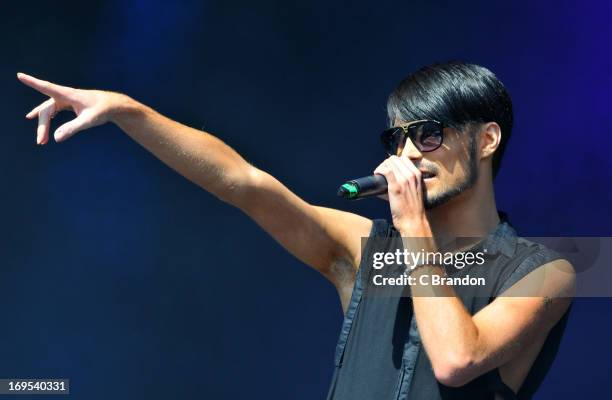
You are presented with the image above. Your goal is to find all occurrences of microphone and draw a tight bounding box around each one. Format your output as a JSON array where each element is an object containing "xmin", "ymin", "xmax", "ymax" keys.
[{"xmin": 337, "ymin": 174, "xmax": 388, "ymax": 200}]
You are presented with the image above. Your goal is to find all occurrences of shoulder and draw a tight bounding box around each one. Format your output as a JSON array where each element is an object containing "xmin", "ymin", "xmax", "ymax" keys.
[
  {"xmin": 498, "ymin": 254, "xmax": 576, "ymax": 330},
  {"xmin": 500, "ymin": 255, "xmax": 576, "ymax": 299},
  {"xmin": 491, "ymin": 232, "xmax": 576, "ymax": 320},
  {"xmin": 495, "ymin": 234, "xmax": 571, "ymax": 295}
]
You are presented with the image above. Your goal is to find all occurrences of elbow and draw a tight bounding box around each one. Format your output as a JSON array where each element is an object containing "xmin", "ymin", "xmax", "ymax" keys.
[
  {"xmin": 217, "ymin": 165, "xmax": 259, "ymax": 207},
  {"xmin": 432, "ymin": 351, "xmax": 477, "ymax": 388}
]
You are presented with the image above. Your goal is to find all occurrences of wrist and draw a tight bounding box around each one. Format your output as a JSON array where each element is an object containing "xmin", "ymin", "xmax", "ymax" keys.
[
  {"xmin": 107, "ymin": 93, "xmax": 146, "ymax": 125},
  {"xmin": 397, "ymin": 216, "xmax": 432, "ymax": 238},
  {"xmin": 407, "ymin": 262, "xmax": 445, "ymax": 278}
]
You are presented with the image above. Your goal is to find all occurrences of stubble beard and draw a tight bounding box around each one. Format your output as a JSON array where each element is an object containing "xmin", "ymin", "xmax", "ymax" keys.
[{"xmin": 423, "ymin": 136, "xmax": 479, "ymax": 210}]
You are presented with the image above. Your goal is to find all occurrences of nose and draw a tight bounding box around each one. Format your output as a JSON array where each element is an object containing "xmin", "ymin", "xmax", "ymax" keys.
[{"xmin": 399, "ymin": 137, "xmax": 423, "ymax": 161}]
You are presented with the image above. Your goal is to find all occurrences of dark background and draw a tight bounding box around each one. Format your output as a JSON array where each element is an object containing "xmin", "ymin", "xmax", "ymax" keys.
[{"xmin": 1, "ymin": 0, "xmax": 611, "ymax": 398}]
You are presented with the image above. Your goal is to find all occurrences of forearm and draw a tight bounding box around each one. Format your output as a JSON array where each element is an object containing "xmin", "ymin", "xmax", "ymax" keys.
[
  {"xmin": 399, "ymin": 224, "xmax": 481, "ymax": 384},
  {"xmin": 109, "ymin": 95, "xmax": 253, "ymax": 204},
  {"xmin": 409, "ymin": 266, "xmax": 480, "ymax": 382}
]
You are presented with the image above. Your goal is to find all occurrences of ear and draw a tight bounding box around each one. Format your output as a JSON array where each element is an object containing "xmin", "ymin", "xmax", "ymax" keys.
[{"xmin": 479, "ymin": 122, "xmax": 502, "ymax": 160}]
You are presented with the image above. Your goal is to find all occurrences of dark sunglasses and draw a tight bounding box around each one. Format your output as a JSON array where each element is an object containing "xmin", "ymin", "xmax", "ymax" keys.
[{"xmin": 380, "ymin": 119, "xmax": 444, "ymax": 156}]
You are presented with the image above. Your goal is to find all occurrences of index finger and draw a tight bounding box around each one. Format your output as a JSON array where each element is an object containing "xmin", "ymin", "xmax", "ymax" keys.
[{"xmin": 17, "ymin": 72, "xmax": 71, "ymax": 99}]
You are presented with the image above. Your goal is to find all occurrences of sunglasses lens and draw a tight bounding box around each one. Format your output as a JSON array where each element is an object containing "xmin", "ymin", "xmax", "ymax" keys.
[
  {"xmin": 381, "ymin": 121, "xmax": 443, "ymax": 155},
  {"xmin": 381, "ymin": 127, "xmax": 403, "ymax": 156},
  {"xmin": 415, "ymin": 121, "xmax": 443, "ymax": 152}
]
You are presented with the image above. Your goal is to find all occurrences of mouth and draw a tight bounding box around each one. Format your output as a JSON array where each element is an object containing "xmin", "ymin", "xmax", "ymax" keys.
[{"xmin": 421, "ymin": 171, "xmax": 436, "ymax": 180}]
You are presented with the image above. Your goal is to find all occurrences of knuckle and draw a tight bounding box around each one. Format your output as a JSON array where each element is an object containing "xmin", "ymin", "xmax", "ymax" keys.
[{"xmin": 388, "ymin": 182, "xmax": 401, "ymax": 194}]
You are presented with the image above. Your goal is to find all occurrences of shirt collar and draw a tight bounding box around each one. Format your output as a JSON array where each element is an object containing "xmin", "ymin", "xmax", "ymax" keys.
[
  {"xmin": 482, "ymin": 221, "xmax": 517, "ymax": 258},
  {"xmin": 448, "ymin": 211, "xmax": 517, "ymax": 258}
]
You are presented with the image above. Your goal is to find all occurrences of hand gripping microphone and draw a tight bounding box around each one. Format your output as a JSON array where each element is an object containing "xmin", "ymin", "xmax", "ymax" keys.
[{"xmin": 337, "ymin": 174, "xmax": 388, "ymax": 200}]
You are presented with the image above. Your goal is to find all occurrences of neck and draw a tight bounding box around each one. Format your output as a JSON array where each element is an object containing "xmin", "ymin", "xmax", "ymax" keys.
[{"xmin": 426, "ymin": 172, "xmax": 500, "ymax": 243}]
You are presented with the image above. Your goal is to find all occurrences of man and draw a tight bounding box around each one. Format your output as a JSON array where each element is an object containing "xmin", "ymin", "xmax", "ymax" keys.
[{"xmin": 18, "ymin": 61, "xmax": 575, "ymax": 399}]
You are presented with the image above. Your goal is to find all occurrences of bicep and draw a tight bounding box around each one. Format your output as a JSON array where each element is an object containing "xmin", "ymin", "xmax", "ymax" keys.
[
  {"xmin": 236, "ymin": 167, "xmax": 373, "ymax": 286},
  {"xmin": 470, "ymin": 259, "xmax": 576, "ymax": 370}
]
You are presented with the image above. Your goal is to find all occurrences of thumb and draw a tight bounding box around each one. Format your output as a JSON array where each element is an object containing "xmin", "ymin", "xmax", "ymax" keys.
[{"xmin": 54, "ymin": 112, "xmax": 94, "ymax": 142}]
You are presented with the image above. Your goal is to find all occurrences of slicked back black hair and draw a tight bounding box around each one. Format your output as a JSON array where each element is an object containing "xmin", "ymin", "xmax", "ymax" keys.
[{"xmin": 387, "ymin": 61, "xmax": 513, "ymax": 178}]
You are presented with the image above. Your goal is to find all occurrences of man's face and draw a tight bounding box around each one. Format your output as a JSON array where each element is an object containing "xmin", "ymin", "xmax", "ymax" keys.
[{"xmin": 386, "ymin": 120, "xmax": 479, "ymax": 209}]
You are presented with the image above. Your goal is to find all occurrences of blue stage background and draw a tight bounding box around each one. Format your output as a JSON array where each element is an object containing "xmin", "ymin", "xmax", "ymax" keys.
[{"xmin": 1, "ymin": 1, "xmax": 611, "ymax": 398}]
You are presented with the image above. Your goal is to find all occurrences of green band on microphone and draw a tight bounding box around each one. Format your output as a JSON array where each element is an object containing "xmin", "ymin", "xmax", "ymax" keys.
[{"xmin": 341, "ymin": 183, "xmax": 358, "ymax": 198}]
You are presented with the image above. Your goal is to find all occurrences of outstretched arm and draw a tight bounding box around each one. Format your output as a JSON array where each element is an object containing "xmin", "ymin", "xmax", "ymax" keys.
[{"xmin": 18, "ymin": 73, "xmax": 372, "ymax": 309}]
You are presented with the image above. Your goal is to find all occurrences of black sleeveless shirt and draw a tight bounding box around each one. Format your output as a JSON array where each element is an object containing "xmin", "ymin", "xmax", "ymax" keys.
[{"xmin": 327, "ymin": 214, "xmax": 572, "ymax": 400}]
